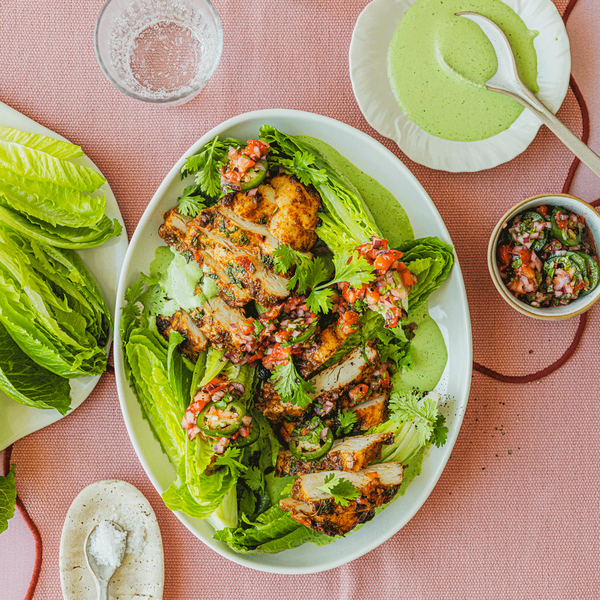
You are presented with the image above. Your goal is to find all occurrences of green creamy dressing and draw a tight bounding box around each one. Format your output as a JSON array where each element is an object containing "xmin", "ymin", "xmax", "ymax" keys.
[
  {"xmin": 297, "ymin": 135, "xmax": 448, "ymax": 390},
  {"xmin": 387, "ymin": 0, "xmax": 539, "ymax": 141}
]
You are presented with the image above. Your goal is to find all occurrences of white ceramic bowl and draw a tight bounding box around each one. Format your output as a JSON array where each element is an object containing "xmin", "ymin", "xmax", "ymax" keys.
[
  {"xmin": 114, "ymin": 109, "xmax": 473, "ymax": 573},
  {"xmin": 488, "ymin": 193, "xmax": 600, "ymax": 320},
  {"xmin": 349, "ymin": 0, "xmax": 571, "ymax": 172}
]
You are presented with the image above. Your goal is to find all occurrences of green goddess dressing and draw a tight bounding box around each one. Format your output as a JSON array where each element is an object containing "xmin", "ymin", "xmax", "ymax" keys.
[{"xmin": 387, "ymin": 0, "xmax": 539, "ymax": 141}]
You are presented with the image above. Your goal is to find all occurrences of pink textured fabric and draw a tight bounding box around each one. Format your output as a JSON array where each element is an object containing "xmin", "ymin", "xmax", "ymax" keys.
[{"xmin": 1, "ymin": 0, "xmax": 600, "ymax": 598}]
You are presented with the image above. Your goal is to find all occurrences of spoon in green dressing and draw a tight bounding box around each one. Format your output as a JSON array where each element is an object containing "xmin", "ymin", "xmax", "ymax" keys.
[{"xmin": 456, "ymin": 11, "xmax": 600, "ymax": 179}]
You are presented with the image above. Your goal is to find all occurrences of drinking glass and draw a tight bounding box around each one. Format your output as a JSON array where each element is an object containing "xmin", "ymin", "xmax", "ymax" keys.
[{"xmin": 95, "ymin": 0, "xmax": 223, "ymax": 106}]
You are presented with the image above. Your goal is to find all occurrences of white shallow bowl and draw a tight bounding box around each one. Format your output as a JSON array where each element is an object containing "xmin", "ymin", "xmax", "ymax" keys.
[
  {"xmin": 114, "ymin": 109, "xmax": 473, "ymax": 573},
  {"xmin": 488, "ymin": 193, "xmax": 600, "ymax": 320},
  {"xmin": 349, "ymin": 0, "xmax": 571, "ymax": 172},
  {"xmin": 0, "ymin": 101, "xmax": 128, "ymax": 451}
]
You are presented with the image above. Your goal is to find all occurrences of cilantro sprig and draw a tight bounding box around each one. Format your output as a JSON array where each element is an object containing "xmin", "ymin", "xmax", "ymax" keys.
[
  {"xmin": 273, "ymin": 245, "xmax": 374, "ymax": 313},
  {"xmin": 336, "ymin": 409, "xmax": 358, "ymax": 437},
  {"xmin": 316, "ymin": 474, "xmax": 360, "ymax": 507},
  {"xmin": 177, "ymin": 185, "xmax": 207, "ymax": 217},
  {"xmin": 389, "ymin": 390, "xmax": 448, "ymax": 447},
  {"xmin": 270, "ymin": 358, "xmax": 315, "ymax": 408},
  {"xmin": 181, "ymin": 135, "xmax": 243, "ymax": 199}
]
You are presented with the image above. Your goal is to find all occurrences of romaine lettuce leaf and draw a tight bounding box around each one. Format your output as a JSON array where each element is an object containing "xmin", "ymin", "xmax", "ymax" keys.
[
  {"xmin": 125, "ymin": 329, "xmax": 188, "ymax": 467},
  {"xmin": 0, "ymin": 465, "xmax": 17, "ymax": 535},
  {"xmin": 0, "ymin": 204, "xmax": 121, "ymax": 249},
  {"xmin": 0, "ymin": 167, "xmax": 105, "ymax": 227},
  {"xmin": 0, "ymin": 321, "xmax": 71, "ymax": 414},
  {"xmin": 0, "ymin": 139, "xmax": 105, "ymax": 193},
  {"xmin": 0, "ymin": 226, "xmax": 110, "ymax": 377},
  {"xmin": 0, "ymin": 127, "xmax": 84, "ymax": 160},
  {"xmin": 397, "ymin": 237, "xmax": 454, "ymax": 308},
  {"xmin": 214, "ymin": 506, "xmax": 331, "ymax": 554}
]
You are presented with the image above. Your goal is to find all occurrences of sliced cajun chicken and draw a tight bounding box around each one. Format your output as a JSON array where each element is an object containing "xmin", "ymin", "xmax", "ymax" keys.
[
  {"xmin": 296, "ymin": 322, "xmax": 350, "ymax": 378},
  {"xmin": 185, "ymin": 209, "xmax": 290, "ymax": 307},
  {"xmin": 192, "ymin": 207, "xmax": 284, "ymax": 271},
  {"xmin": 309, "ymin": 343, "xmax": 379, "ymax": 402},
  {"xmin": 276, "ymin": 432, "xmax": 394, "ymax": 476},
  {"xmin": 155, "ymin": 297, "xmax": 249, "ymax": 356},
  {"xmin": 282, "ymin": 462, "xmax": 404, "ymax": 528},
  {"xmin": 279, "ymin": 498, "xmax": 375, "ymax": 537},
  {"xmin": 255, "ymin": 382, "xmax": 307, "ymax": 422},
  {"xmin": 349, "ymin": 393, "xmax": 389, "ymax": 432},
  {"xmin": 156, "ymin": 310, "xmax": 208, "ymax": 362},
  {"xmin": 257, "ymin": 343, "xmax": 380, "ymax": 422},
  {"xmin": 220, "ymin": 173, "xmax": 321, "ymax": 253},
  {"xmin": 158, "ymin": 206, "xmax": 191, "ymax": 252},
  {"xmin": 197, "ymin": 295, "xmax": 249, "ymax": 350}
]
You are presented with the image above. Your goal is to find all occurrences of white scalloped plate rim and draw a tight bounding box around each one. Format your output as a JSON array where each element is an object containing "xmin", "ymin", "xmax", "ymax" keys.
[
  {"xmin": 349, "ymin": 0, "xmax": 571, "ymax": 172},
  {"xmin": 0, "ymin": 101, "xmax": 128, "ymax": 451}
]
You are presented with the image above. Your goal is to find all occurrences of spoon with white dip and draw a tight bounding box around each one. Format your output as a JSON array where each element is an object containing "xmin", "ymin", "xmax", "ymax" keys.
[
  {"xmin": 456, "ymin": 11, "xmax": 600, "ymax": 180},
  {"xmin": 84, "ymin": 520, "xmax": 128, "ymax": 600}
]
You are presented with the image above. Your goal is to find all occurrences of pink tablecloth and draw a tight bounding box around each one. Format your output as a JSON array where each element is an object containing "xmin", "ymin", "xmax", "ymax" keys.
[{"xmin": 1, "ymin": 0, "xmax": 600, "ymax": 598}]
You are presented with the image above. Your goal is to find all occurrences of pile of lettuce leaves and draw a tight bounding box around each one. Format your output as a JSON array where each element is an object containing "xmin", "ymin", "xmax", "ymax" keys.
[{"xmin": 121, "ymin": 125, "xmax": 455, "ymax": 554}]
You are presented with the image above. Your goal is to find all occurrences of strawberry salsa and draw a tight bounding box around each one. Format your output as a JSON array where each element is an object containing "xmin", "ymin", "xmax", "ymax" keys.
[{"xmin": 497, "ymin": 204, "xmax": 599, "ymax": 307}]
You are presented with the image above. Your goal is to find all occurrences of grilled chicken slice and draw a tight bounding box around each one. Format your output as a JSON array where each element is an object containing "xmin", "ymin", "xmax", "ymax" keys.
[
  {"xmin": 197, "ymin": 296, "xmax": 248, "ymax": 350},
  {"xmin": 276, "ymin": 432, "xmax": 394, "ymax": 476},
  {"xmin": 159, "ymin": 206, "xmax": 291, "ymax": 307},
  {"xmin": 288, "ymin": 462, "xmax": 404, "ymax": 515},
  {"xmin": 186, "ymin": 210, "xmax": 290, "ymax": 307},
  {"xmin": 268, "ymin": 175, "xmax": 320, "ymax": 252},
  {"xmin": 191, "ymin": 207, "xmax": 286, "ymax": 272},
  {"xmin": 280, "ymin": 498, "xmax": 375, "ymax": 537},
  {"xmin": 255, "ymin": 381, "xmax": 306, "ymax": 421},
  {"xmin": 156, "ymin": 310, "xmax": 208, "ymax": 361},
  {"xmin": 220, "ymin": 174, "xmax": 320, "ymax": 252},
  {"xmin": 350, "ymin": 393, "xmax": 389, "ymax": 431},
  {"xmin": 296, "ymin": 322, "xmax": 349, "ymax": 378},
  {"xmin": 158, "ymin": 207, "xmax": 191, "ymax": 251},
  {"xmin": 257, "ymin": 342, "xmax": 380, "ymax": 422},
  {"xmin": 310, "ymin": 342, "xmax": 379, "ymax": 402}
]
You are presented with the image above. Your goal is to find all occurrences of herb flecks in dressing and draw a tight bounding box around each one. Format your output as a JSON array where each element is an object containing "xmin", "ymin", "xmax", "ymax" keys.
[
  {"xmin": 387, "ymin": 0, "xmax": 539, "ymax": 142},
  {"xmin": 296, "ymin": 136, "xmax": 448, "ymax": 390}
]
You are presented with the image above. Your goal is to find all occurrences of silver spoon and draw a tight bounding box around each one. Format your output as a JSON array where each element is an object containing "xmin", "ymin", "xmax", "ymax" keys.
[
  {"xmin": 84, "ymin": 520, "xmax": 127, "ymax": 600},
  {"xmin": 456, "ymin": 11, "xmax": 600, "ymax": 179}
]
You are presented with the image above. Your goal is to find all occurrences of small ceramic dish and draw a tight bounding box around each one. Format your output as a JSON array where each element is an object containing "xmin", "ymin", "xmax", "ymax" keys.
[
  {"xmin": 349, "ymin": 0, "xmax": 570, "ymax": 172},
  {"xmin": 488, "ymin": 193, "xmax": 600, "ymax": 320}
]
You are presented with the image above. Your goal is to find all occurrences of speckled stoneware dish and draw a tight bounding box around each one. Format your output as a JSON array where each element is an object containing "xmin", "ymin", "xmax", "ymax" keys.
[
  {"xmin": 488, "ymin": 193, "xmax": 600, "ymax": 320},
  {"xmin": 59, "ymin": 480, "xmax": 164, "ymax": 600}
]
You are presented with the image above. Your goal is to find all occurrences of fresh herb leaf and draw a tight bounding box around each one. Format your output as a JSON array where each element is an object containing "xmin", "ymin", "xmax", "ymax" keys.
[
  {"xmin": 316, "ymin": 474, "xmax": 360, "ymax": 507},
  {"xmin": 388, "ymin": 390, "xmax": 441, "ymax": 446},
  {"xmin": 214, "ymin": 447, "xmax": 247, "ymax": 479},
  {"xmin": 177, "ymin": 187, "xmax": 206, "ymax": 217},
  {"xmin": 431, "ymin": 414, "xmax": 448, "ymax": 448},
  {"xmin": 270, "ymin": 359, "xmax": 315, "ymax": 409},
  {"xmin": 181, "ymin": 136, "xmax": 243, "ymax": 198},
  {"xmin": 0, "ymin": 465, "xmax": 17, "ymax": 534},
  {"xmin": 243, "ymin": 466, "xmax": 264, "ymax": 493},
  {"xmin": 336, "ymin": 409, "xmax": 358, "ymax": 436}
]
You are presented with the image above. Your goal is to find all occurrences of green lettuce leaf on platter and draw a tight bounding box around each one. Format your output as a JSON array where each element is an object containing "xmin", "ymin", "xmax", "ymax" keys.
[
  {"xmin": 0, "ymin": 225, "xmax": 111, "ymax": 378},
  {"xmin": 0, "ymin": 126, "xmax": 84, "ymax": 160},
  {"xmin": 0, "ymin": 205, "xmax": 121, "ymax": 249},
  {"xmin": 0, "ymin": 321, "xmax": 71, "ymax": 414},
  {"xmin": 0, "ymin": 465, "xmax": 17, "ymax": 535},
  {"xmin": 0, "ymin": 127, "xmax": 121, "ymax": 248}
]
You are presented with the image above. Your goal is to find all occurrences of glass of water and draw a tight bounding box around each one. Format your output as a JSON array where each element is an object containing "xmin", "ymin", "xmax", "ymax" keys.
[{"xmin": 94, "ymin": 0, "xmax": 223, "ymax": 106}]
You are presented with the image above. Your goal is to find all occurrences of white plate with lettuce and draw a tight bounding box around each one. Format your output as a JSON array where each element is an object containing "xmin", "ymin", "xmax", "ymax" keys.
[
  {"xmin": 114, "ymin": 109, "xmax": 472, "ymax": 573},
  {"xmin": 0, "ymin": 102, "xmax": 127, "ymax": 451}
]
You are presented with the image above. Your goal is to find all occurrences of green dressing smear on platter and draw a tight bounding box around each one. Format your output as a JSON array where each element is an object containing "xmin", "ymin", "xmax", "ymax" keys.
[
  {"xmin": 387, "ymin": 0, "xmax": 539, "ymax": 141},
  {"xmin": 297, "ymin": 135, "xmax": 448, "ymax": 390}
]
